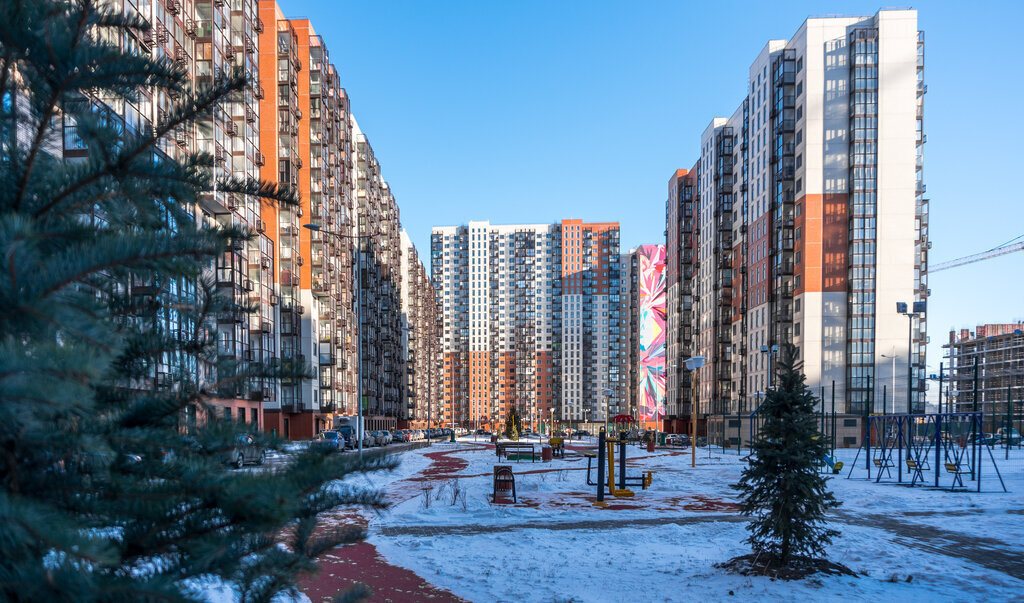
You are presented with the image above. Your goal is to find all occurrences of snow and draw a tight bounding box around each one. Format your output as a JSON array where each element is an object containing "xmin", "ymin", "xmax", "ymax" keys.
[{"xmin": 362, "ymin": 437, "xmax": 1024, "ymax": 602}]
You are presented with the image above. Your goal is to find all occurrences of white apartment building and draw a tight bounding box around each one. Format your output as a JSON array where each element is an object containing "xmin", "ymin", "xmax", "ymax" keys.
[
  {"xmin": 431, "ymin": 219, "xmax": 624, "ymax": 430},
  {"xmin": 668, "ymin": 9, "xmax": 927, "ymax": 444}
]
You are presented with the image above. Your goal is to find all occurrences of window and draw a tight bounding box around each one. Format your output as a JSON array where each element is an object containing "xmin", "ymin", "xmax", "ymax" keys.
[
  {"xmin": 796, "ymin": 81, "xmax": 803, "ymax": 96},
  {"xmin": 796, "ymin": 57, "xmax": 803, "ymax": 72},
  {"xmin": 844, "ymin": 437, "xmax": 858, "ymax": 446},
  {"xmin": 844, "ymin": 419, "xmax": 858, "ymax": 427}
]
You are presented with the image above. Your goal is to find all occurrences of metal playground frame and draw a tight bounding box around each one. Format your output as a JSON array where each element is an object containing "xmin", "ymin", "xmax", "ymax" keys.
[{"xmin": 846, "ymin": 411, "xmax": 1006, "ymax": 492}]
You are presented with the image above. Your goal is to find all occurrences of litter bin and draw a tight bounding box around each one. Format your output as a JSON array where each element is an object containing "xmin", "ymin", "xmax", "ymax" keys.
[
  {"xmin": 450, "ymin": 431, "xmax": 456, "ymax": 443},
  {"xmin": 659, "ymin": 432, "xmax": 667, "ymax": 446},
  {"xmin": 490, "ymin": 435, "xmax": 498, "ymax": 444},
  {"xmin": 647, "ymin": 440, "xmax": 656, "ymax": 453},
  {"xmin": 541, "ymin": 446, "xmax": 553, "ymax": 462}
]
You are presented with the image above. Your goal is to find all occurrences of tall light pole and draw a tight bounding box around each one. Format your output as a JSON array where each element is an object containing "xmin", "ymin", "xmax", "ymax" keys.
[
  {"xmin": 897, "ymin": 301, "xmax": 926, "ymax": 414},
  {"xmin": 881, "ymin": 352, "xmax": 897, "ymax": 415},
  {"xmin": 304, "ymin": 223, "xmax": 368, "ymax": 457},
  {"xmin": 685, "ymin": 355, "xmax": 707, "ymax": 468},
  {"xmin": 760, "ymin": 344, "xmax": 779, "ymax": 389}
]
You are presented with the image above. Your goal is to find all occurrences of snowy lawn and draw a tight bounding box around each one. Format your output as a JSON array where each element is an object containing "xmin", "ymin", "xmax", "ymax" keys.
[{"xmin": 362, "ymin": 437, "xmax": 1024, "ymax": 602}]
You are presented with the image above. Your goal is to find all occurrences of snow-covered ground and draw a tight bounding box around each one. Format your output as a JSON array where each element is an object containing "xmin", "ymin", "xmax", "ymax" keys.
[{"xmin": 362, "ymin": 437, "xmax": 1024, "ymax": 602}]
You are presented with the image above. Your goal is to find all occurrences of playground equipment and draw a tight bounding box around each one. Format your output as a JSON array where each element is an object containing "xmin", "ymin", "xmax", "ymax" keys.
[
  {"xmin": 589, "ymin": 428, "xmax": 655, "ymax": 508},
  {"xmin": 847, "ymin": 411, "xmax": 1006, "ymax": 492},
  {"xmin": 822, "ymin": 453, "xmax": 844, "ymax": 474}
]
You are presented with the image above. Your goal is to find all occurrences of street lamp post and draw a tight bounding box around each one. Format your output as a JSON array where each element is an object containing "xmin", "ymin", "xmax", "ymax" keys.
[
  {"xmin": 881, "ymin": 352, "xmax": 897, "ymax": 414},
  {"xmin": 304, "ymin": 223, "xmax": 368, "ymax": 457},
  {"xmin": 760, "ymin": 345, "xmax": 779, "ymax": 389},
  {"xmin": 685, "ymin": 356, "xmax": 707, "ymax": 468},
  {"xmin": 897, "ymin": 301, "xmax": 926, "ymax": 414}
]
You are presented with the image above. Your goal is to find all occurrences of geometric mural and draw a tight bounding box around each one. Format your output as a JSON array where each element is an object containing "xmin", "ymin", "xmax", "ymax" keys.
[{"xmin": 637, "ymin": 245, "xmax": 666, "ymax": 421}]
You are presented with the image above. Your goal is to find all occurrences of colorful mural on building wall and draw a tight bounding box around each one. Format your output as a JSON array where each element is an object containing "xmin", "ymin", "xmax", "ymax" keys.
[{"xmin": 637, "ymin": 245, "xmax": 666, "ymax": 421}]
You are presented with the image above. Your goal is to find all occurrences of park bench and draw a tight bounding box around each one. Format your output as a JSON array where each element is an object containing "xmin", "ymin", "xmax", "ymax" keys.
[
  {"xmin": 944, "ymin": 462, "xmax": 971, "ymax": 490},
  {"xmin": 496, "ymin": 442, "xmax": 536, "ymax": 463}
]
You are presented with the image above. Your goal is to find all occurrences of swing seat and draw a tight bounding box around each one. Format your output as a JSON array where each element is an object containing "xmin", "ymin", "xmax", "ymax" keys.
[
  {"xmin": 906, "ymin": 458, "xmax": 930, "ymax": 471},
  {"xmin": 944, "ymin": 462, "xmax": 970, "ymax": 490},
  {"xmin": 872, "ymin": 458, "xmax": 894, "ymax": 468}
]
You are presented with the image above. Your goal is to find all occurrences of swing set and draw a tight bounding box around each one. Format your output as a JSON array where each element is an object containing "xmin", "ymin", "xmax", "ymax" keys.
[{"xmin": 847, "ymin": 411, "xmax": 1007, "ymax": 492}]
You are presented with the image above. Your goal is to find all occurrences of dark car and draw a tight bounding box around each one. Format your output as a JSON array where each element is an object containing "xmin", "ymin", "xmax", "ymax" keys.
[
  {"xmin": 228, "ymin": 433, "xmax": 265, "ymax": 468},
  {"xmin": 314, "ymin": 430, "xmax": 347, "ymax": 451}
]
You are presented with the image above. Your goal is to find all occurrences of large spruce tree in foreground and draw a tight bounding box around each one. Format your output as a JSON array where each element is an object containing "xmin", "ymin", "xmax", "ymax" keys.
[
  {"xmin": 731, "ymin": 346, "xmax": 846, "ymax": 578},
  {"xmin": 0, "ymin": 1, "xmax": 391, "ymax": 600}
]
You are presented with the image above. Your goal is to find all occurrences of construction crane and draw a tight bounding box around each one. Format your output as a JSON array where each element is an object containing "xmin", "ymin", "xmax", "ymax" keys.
[{"xmin": 930, "ymin": 238, "xmax": 1024, "ymax": 273}]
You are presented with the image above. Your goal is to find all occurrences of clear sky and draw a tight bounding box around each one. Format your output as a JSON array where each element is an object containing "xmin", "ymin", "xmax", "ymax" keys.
[{"xmin": 280, "ymin": 0, "xmax": 1024, "ymax": 385}]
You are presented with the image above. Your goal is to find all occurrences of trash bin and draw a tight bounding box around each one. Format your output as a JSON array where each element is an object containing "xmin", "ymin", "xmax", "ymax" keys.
[
  {"xmin": 659, "ymin": 432, "xmax": 667, "ymax": 446},
  {"xmin": 450, "ymin": 431, "xmax": 456, "ymax": 443},
  {"xmin": 647, "ymin": 440, "xmax": 656, "ymax": 453},
  {"xmin": 542, "ymin": 446, "xmax": 553, "ymax": 462},
  {"xmin": 490, "ymin": 435, "xmax": 498, "ymax": 444}
]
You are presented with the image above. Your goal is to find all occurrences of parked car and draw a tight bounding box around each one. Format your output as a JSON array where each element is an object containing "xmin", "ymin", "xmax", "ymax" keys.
[
  {"xmin": 313, "ymin": 430, "xmax": 346, "ymax": 451},
  {"xmin": 391, "ymin": 429, "xmax": 407, "ymax": 443},
  {"xmin": 228, "ymin": 433, "xmax": 265, "ymax": 468},
  {"xmin": 996, "ymin": 428, "xmax": 1021, "ymax": 445},
  {"xmin": 665, "ymin": 434, "xmax": 691, "ymax": 447},
  {"xmin": 967, "ymin": 432, "xmax": 999, "ymax": 446}
]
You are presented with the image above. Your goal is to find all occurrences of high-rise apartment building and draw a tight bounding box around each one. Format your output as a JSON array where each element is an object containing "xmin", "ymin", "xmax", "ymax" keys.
[
  {"xmin": 38, "ymin": 0, "xmax": 428, "ymax": 439},
  {"xmin": 665, "ymin": 167, "xmax": 700, "ymax": 433},
  {"xmin": 254, "ymin": 1, "xmax": 415, "ymax": 436},
  {"xmin": 400, "ymin": 231, "xmax": 442, "ymax": 429},
  {"xmin": 431, "ymin": 220, "xmax": 623, "ymax": 431},
  {"xmin": 666, "ymin": 9, "xmax": 928, "ymax": 442}
]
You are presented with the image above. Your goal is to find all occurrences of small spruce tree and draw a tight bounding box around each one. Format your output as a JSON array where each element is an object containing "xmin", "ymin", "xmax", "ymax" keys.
[
  {"xmin": 733, "ymin": 345, "xmax": 840, "ymax": 568},
  {"xmin": 504, "ymin": 407, "xmax": 521, "ymax": 441}
]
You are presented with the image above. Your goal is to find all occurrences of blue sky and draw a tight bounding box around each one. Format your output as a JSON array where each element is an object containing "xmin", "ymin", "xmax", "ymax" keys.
[{"xmin": 281, "ymin": 0, "xmax": 1024, "ymax": 380}]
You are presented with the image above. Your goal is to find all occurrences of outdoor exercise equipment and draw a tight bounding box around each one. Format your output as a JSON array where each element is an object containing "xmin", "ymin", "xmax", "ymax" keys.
[
  {"xmin": 589, "ymin": 428, "xmax": 654, "ymax": 507},
  {"xmin": 847, "ymin": 411, "xmax": 1006, "ymax": 492}
]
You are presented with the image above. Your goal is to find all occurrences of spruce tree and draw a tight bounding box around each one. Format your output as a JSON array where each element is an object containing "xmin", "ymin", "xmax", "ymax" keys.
[
  {"xmin": 0, "ymin": 1, "xmax": 392, "ymax": 600},
  {"xmin": 504, "ymin": 407, "xmax": 521, "ymax": 441},
  {"xmin": 733, "ymin": 345, "xmax": 841, "ymax": 570}
]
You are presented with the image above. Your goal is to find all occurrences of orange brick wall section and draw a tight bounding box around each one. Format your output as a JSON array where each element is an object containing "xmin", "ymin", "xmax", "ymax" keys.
[
  {"xmin": 469, "ymin": 351, "xmax": 490, "ymax": 427},
  {"xmin": 290, "ymin": 19, "xmax": 313, "ymax": 288},
  {"xmin": 257, "ymin": 1, "xmax": 282, "ymax": 276},
  {"xmin": 795, "ymin": 193, "xmax": 848, "ymax": 295},
  {"xmin": 443, "ymin": 352, "xmax": 464, "ymax": 427}
]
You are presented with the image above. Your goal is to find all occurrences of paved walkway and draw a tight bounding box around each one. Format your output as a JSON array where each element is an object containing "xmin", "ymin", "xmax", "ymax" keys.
[{"xmin": 299, "ymin": 444, "xmax": 483, "ymax": 602}]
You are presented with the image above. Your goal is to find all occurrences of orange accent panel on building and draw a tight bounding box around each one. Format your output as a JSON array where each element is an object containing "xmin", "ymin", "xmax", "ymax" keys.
[{"xmin": 795, "ymin": 193, "xmax": 848, "ymax": 295}]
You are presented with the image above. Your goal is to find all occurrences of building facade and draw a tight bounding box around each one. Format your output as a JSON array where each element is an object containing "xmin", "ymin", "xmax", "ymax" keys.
[
  {"xmin": 400, "ymin": 230, "xmax": 442, "ymax": 429},
  {"xmin": 431, "ymin": 220, "xmax": 623, "ymax": 431},
  {"xmin": 666, "ymin": 10, "xmax": 928, "ymax": 444},
  {"xmin": 945, "ymin": 324, "xmax": 1024, "ymax": 433},
  {"xmin": 665, "ymin": 167, "xmax": 700, "ymax": 434}
]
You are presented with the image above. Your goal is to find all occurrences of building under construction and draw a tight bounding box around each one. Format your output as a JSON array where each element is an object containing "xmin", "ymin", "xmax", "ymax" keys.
[{"xmin": 945, "ymin": 323, "xmax": 1024, "ymax": 432}]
